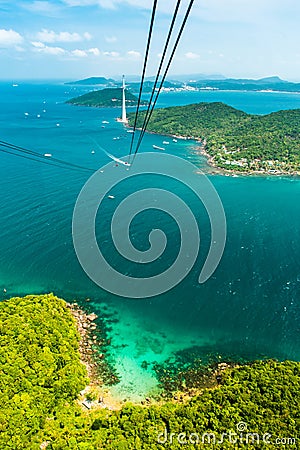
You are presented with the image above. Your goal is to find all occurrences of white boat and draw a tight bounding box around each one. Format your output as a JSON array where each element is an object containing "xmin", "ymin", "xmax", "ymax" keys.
[
  {"xmin": 153, "ymin": 145, "xmax": 165, "ymax": 151},
  {"xmin": 91, "ymin": 150, "xmax": 95, "ymax": 154},
  {"xmin": 56, "ymin": 123, "xmax": 60, "ymax": 127},
  {"xmin": 163, "ymin": 141, "xmax": 170, "ymax": 145},
  {"xmin": 127, "ymin": 129, "xmax": 134, "ymax": 133},
  {"xmin": 102, "ymin": 120, "xmax": 109, "ymax": 124},
  {"xmin": 172, "ymin": 139, "xmax": 178, "ymax": 143},
  {"xmin": 44, "ymin": 153, "xmax": 52, "ymax": 157},
  {"xmin": 108, "ymin": 195, "xmax": 115, "ymax": 199},
  {"xmin": 12, "ymin": 84, "xmax": 18, "ymax": 87}
]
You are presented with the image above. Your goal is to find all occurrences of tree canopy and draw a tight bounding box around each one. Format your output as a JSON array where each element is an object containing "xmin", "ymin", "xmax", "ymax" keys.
[
  {"xmin": 1, "ymin": 295, "xmax": 299, "ymax": 449},
  {"xmin": 129, "ymin": 102, "xmax": 300, "ymax": 174}
]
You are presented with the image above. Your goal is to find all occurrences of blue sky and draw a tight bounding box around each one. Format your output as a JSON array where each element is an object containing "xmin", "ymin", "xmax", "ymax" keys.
[{"xmin": 0, "ymin": 0, "xmax": 300, "ymax": 81}]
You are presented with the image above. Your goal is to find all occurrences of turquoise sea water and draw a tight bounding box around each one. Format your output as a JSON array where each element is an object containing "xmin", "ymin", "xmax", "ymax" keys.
[{"xmin": 1, "ymin": 82, "xmax": 300, "ymax": 400}]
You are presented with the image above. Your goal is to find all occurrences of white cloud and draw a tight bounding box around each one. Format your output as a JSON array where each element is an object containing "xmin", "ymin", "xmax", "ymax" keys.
[
  {"xmin": 31, "ymin": 41, "xmax": 66, "ymax": 55},
  {"xmin": 60, "ymin": 0, "xmax": 300, "ymax": 26},
  {"xmin": 36, "ymin": 29, "xmax": 91, "ymax": 43},
  {"xmin": 72, "ymin": 49, "xmax": 88, "ymax": 57},
  {"xmin": 127, "ymin": 50, "xmax": 141, "ymax": 59},
  {"xmin": 103, "ymin": 51, "xmax": 120, "ymax": 58},
  {"xmin": 105, "ymin": 36, "xmax": 117, "ymax": 43},
  {"xmin": 21, "ymin": 1, "xmax": 60, "ymax": 15},
  {"xmin": 185, "ymin": 51, "xmax": 200, "ymax": 59},
  {"xmin": 88, "ymin": 47, "xmax": 100, "ymax": 56},
  {"xmin": 62, "ymin": 0, "xmax": 174, "ymax": 12},
  {"xmin": 0, "ymin": 29, "xmax": 23, "ymax": 47},
  {"xmin": 31, "ymin": 41, "xmax": 101, "ymax": 58},
  {"xmin": 84, "ymin": 32, "xmax": 92, "ymax": 40},
  {"xmin": 63, "ymin": 0, "xmax": 117, "ymax": 8}
]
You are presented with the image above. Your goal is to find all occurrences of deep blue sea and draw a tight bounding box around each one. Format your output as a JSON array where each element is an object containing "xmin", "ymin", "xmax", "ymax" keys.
[{"xmin": 1, "ymin": 82, "xmax": 300, "ymax": 400}]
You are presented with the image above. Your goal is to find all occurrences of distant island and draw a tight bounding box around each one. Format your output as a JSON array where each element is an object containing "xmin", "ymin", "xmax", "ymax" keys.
[
  {"xmin": 66, "ymin": 87, "xmax": 147, "ymax": 108},
  {"xmin": 65, "ymin": 75, "xmax": 300, "ymax": 93},
  {"xmin": 129, "ymin": 102, "xmax": 300, "ymax": 175},
  {"xmin": 65, "ymin": 76, "xmax": 115, "ymax": 86},
  {"xmin": 187, "ymin": 76, "xmax": 300, "ymax": 93}
]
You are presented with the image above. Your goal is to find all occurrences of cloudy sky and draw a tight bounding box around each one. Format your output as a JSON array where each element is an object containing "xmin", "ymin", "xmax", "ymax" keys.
[{"xmin": 0, "ymin": 0, "xmax": 300, "ymax": 81}]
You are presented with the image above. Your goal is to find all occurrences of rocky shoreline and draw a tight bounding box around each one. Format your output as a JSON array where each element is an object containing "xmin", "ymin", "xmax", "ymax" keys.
[{"xmin": 66, "ymin": 302, "xmax": 100, "ymax": 382}]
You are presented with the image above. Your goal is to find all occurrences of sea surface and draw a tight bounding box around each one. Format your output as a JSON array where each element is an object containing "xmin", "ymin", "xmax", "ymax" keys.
[{"xmin": 0, "ymin": 82, "xmax": 300, "ymax": 401}]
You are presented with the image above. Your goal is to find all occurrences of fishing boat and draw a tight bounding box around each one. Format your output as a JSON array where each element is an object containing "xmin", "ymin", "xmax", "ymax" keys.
[{"xmin": 153, "ymin": 145, "xmax": 165, "ymax": 151}]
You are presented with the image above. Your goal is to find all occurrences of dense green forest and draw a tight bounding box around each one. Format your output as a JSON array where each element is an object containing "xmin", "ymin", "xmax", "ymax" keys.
[
  {"xmin": 0, "ymin": 294, "xmax": 87, "ymax": 449},
  {"xmin": 0, "ymin": 294, "xmax": 299, "ymax": 448},
  {"xmin": 66, "ymin": 88, "xmax": 147, "ymax": 108},
  {"xmin": 129, "ymin": 102, "xmax": 300, "ymax": 173}
]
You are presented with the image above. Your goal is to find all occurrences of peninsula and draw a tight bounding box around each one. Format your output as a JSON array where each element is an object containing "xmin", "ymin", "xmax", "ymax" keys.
[
  {"xmin": 129, "ymin": 102, "xmax": 300, "ymax": 175},
  {"xmin": 66, "ymin": 87, "xmax": 147, "ymax": 108}
]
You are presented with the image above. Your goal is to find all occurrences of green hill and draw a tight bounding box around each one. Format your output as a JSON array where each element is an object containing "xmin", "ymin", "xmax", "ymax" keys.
[
  {"xmin": 66, "ymin": 87, "xmax": 146, "ymax": 108},
  {"xmin": 129, "ymin": 102, "xmax": 300, "ymax": 174},
  {"xmin": 65, "ymin": 76, "xmax": 115, "ymax": 85}
]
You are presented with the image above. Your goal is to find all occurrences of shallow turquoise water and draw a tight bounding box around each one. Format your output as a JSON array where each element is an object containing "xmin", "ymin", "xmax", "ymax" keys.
[{"xmin": 0, "ymin": 82, "xmax": 300, "ymax": 400}]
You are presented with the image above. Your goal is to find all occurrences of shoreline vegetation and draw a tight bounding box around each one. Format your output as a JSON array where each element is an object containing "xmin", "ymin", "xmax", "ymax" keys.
[
  {"xmin": 1, "ymin": 294, "xmax": 300, "ymax": 448},
  {"xmin": 127, "ymin": 102, "xmax": 300, "ymax": 177}
]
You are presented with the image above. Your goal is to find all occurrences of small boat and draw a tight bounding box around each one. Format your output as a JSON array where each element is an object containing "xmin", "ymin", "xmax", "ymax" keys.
[
  {"xmin": 56, "ymin": 123, "xmax": 60, "ymax": 127},
  {"xmin": 108, "ymin": 195, "xmax": 115, "ymax": 199},
  {"xmin": 44, "ymin": 153, "xmax": 52, "ymax": 157},
  {"xmin": 12, "ymin": 84, "xmax": 18, "ymax": 87},
  {"xmin": 113, "ymin": 137, "xmax": 120, "ymax": 140},
  {"xmin": 153, "ymin": 145, "xmax": 165, "ymax": 151},
  {"xmin": 163, "ymin": 141, "xmax": 169, "ymax": 145},
  {"xmin": 127, "ymin": 129, "xmax": 134, "ymax": 133},
  {"xmin": 24, "ymin": 112, "xmax": 29, "ymax": 116},
  {"xmin": 37, "ymin": 114, "xmax": 41, "ymax": 118},
  {"xmin": 102, "ymin": 120, "xmax": 109, "ymax": 124},
  {"xmin": 91, "ymin": 150, "xmax": 95, "ymax": 154},
  {"xmin": 172, "ymin": 139, "xmax": 178, "ymax": 143}
]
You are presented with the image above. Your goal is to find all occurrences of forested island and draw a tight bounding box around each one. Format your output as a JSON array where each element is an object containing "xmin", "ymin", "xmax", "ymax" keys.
[
  {"xmin": 66, "ymin": 87, "xmax": 147, "ymax": 108},
  {"xmin": 1, "ymin": 294, "xmax": 299, "ymax": 449},
  {"xmin": 64, "ymin": 75, "xmax": 300, "ymax": 92},
  {"xmin": 65, "ymin": 77, "xmax": 115, "ymax": 86},
  {"xmin": 129, "ymin": 102, "xmax": 300, "ymax": 175}
]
